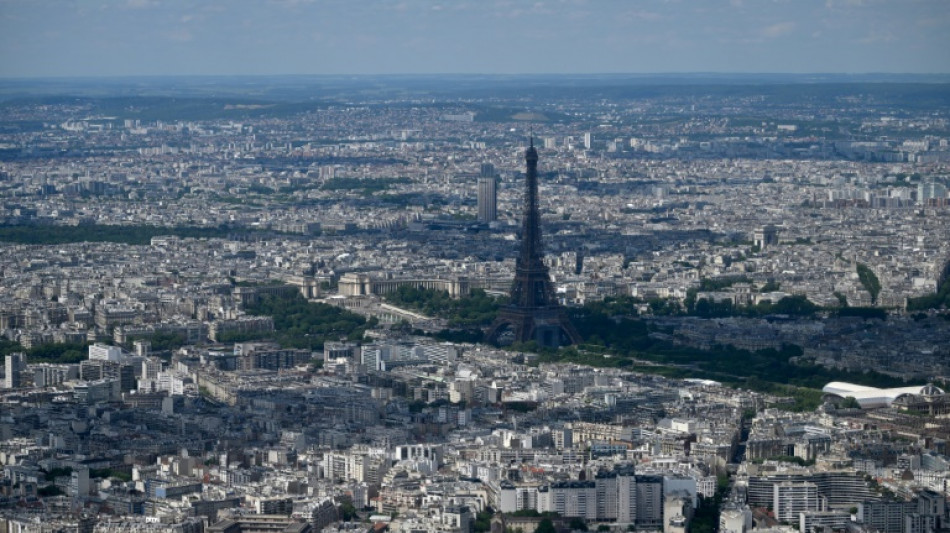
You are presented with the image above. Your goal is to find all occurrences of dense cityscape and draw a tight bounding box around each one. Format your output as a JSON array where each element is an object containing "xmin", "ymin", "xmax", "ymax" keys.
[{"xmin": 1, "ymin": 74, "xmax": 949, "ymax": 533}]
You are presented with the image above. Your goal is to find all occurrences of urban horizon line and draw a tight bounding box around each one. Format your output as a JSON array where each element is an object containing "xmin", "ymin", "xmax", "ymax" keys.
[{"xmin": 3, "ymin": 71, "xmax": 950, "ymax": 80}]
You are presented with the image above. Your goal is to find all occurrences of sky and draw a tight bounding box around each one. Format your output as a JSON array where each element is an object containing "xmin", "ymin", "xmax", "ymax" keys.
[{"xmin": 1, "ymin": 0, "xmax": 948, "ymax": 78}]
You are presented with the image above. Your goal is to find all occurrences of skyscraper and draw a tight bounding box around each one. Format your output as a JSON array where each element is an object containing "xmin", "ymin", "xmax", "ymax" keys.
[
  {"xmin": 4, "ymin": 352, "xmax": 26, "ymax": 389},
  {"xmin": 477, "ymin": 177, "xmax": 497, "ymax": 223},
  {"xmin": 918, "ymin": 181, "xmax": 948, "ymax": 205},
  {"xmin": 486, "ymin": 139, "xmax": 581, "ymax": 348}
]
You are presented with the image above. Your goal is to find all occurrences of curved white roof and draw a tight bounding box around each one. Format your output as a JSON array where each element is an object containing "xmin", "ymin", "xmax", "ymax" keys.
[
  {"xmin": 823, "ymin": 382, "xmax": 877, "ymax": 395},
  {"xmin": 822, "ymin": 382, "xmax": 944, "ymax": 409}
]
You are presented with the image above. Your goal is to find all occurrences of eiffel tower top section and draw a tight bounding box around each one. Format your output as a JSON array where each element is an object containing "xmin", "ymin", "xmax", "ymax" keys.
[
  {"xmin": 519, "ymin": 139, "xmax": 544, "ymax": 267},
  {"xmin": 509, "ymin": 136, "xmax": 556, "ymax": 308}
]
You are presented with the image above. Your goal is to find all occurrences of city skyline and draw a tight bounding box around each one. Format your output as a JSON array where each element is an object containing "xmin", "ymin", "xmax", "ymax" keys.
[
  {"xmin": 1, "ymin": 41, "xmax": 950, "ymax": 532},
  {"xmin": 1, "ymin": 0, "xmax": 949, "ymax": 78}
]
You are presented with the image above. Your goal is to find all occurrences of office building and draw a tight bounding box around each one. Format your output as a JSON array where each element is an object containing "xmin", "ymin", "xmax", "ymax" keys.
[
  {"xmin": 478, "ymin": 177, "xmax": 497, "ymax": 222},
  {"xmin": 88, "ymin": 343, "xmax": 123, "ymax": 362},
  {"xmin": 4, "ymin": 352, "xmax": 26, "ymax": 389},
  {"xmin": 773, "ymin": 481, "xmax": 822, "ymax": 524}
]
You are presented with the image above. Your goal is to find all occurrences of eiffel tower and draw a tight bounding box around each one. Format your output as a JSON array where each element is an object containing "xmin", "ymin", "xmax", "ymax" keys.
[{"xmin": 486, "ymin": 138, "xmax": 581, "ymax": 348}]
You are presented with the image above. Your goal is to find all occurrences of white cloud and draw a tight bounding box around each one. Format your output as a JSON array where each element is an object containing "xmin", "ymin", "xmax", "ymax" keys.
[
  {"xmin": 760, "ymin": 21, "xmax": 795, "ymax": 38},
  {"xmin": 165, "ymin": 28, "xmax": 193, "ymax": 42},
  {"xmin": 825, "ymin": 0, "xmax": 868, "ymax": 8},
  {"xmin": 857, "ymin": 29, "xmax": 896, "ymax": 44},
  {"xmin": 917, "ymin": 14, "xmax": 950, "ymax": 28},
  {"xmin": 125, "ymin": 0, "xmax": 160, "ymax": 9},
  {"xmin": 621, "ymin": 9, "xmax": 662, "ymax": 21},
  {"xmin": 267, "ymin": 0, "xmax": 317, "ymax": 6}
]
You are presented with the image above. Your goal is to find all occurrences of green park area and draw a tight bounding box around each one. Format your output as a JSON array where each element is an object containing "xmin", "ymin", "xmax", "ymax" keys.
[{"xmin": 384, "ymin": 289, "xmax": 913, "ymax": 411}]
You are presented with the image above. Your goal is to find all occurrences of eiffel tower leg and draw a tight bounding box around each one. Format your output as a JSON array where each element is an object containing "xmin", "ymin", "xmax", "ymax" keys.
[{"xmin": 485, "ymin": 319, "xmax": 507, "ymax": 346}]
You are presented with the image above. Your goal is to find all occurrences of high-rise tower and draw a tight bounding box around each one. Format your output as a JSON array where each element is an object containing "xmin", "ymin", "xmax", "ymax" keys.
[
  {"xmin": 4, "ymin": 352, "xmax": 26, "ymax": 389},
  {"xmin": 486, "ymin": 139, "xmax": 581, "ymax": 348},
  {"xmin": 477, "ymin": 177, "xmax": 497, "ymax": 223}
]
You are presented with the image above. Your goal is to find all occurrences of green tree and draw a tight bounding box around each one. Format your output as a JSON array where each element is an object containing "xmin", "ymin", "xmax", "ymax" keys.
[
  {"xmin": 89, "ymin": 468, "xmax": 132, "ymax": 481},
  {"xmin": 768, "ymin": 295, "xmax": 820, "ymax": 316},
  {"xmin": 43, "ymin": 467, "xmax": 73, "ymax": 481},
  {"xmin": 856, "ymin": 263, "xmax": 882, "ymax": 305},
  {"xmin": 534, "ymin": 518, "xmax": 557, "ymax": 533},
  {"xmin": 569, "ymin": 517, "xmax": 589, "ymax": 531},
  {"xmin": 127, "ymin": 331, "xmax": 187, "ymax": 351},
  {"xmin": 906, "ymin": 272, "xmax": 950, "ymax": 311},
  {"xmin": 760, "ymin": 280, "xmax": 781, "ymax": 292},
  {"xmin": 475, "ymin": 510, "xmax": 494, "ymax": 533},
  {"xmin": 835, "ymin": 307, "xmax": 886, "ymax": 320},
  {"xmin": 38, "ymin": 485, "xmax": 64, "ymax": 497},
  {"xmin": 0, "ymin": 222, "xmax": 268, "ymax": 246},
  {"xmin": 833, "ymin": 291, "xmax": 849, "ymax": 307},
  {"xmin": 243, "ymin": 293, "xmax": 370, "ymax": 350},
  {"xmin": 840, "ymin": 396, "xmax": 861, "ymax": 409},
  {"xmin": 340, "ymin": 501, "xmax": 358, "ymax": 521},
  {"xmin": 384, "ymin": 287, "xmax": 505, "ymax": 327},
  {"xmin": 699, "ymin": 276, "xmax": 752, "ymax": 291},
  {"xmin": 14, "ymin": 342, "xmax": 90, "ymax": 364}
]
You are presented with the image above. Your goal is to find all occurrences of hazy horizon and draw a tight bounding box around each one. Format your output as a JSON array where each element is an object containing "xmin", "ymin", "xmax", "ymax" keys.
[
  {"xmin": 1, "ymin": 0, "xmax": 948, "ymax": 78},
  {"xmin": 3, "ymin": 72, "xmax": 950, "ymax": 81}
]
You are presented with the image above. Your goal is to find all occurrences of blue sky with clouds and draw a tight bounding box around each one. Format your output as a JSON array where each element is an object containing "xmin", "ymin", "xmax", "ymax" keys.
[{"xmin": 1, "ymin": 0, "xmax": 947, "ymax": 77}]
